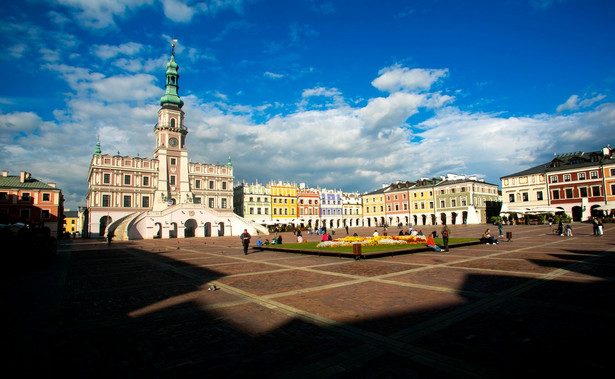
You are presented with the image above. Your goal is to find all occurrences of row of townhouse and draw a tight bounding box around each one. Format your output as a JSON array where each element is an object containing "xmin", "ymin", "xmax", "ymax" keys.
[
  {"xmin": 363, "ymin": 174, "xmax": 500, "ymax": 228},
  {"xmin": 233, "ymin": 181, "xmax": 362, "ymax": 230},
  {"xmin": 500, "ymin": 145, "xmax": 614, "ymax": 221},
  {"xmin": 234, "ymin": 174, "xmax": 501, "ymax": 230}
]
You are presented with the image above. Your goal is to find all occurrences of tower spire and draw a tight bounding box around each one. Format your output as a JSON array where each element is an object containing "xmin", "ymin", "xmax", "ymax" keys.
[{"xmin": 159, "ymin": 39, "xmax": 184, "ymax": 109}]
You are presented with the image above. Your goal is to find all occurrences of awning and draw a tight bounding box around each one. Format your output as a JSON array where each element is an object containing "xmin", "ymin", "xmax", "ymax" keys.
[{"xmin": 525, "ymin": 206, "xmax": 565, "ymax": 214}]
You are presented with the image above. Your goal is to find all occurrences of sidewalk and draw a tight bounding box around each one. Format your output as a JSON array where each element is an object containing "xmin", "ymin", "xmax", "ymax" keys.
[{"xmin": 4, "ymin": 223, "xmax": 614, "ymax": 377}]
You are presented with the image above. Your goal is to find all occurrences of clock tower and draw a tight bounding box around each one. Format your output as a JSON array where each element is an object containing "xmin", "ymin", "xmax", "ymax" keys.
[{"xmin": 153, "ymin": 43, "xmax": 193, "ymax": 211}]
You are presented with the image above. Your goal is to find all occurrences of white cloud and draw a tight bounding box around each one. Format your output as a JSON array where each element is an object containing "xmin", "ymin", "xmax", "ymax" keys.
[
  {"xmin": 264, "ymin": 71, "xmax": 285, "ymax": 79},
  {"xmin": 92, "ymin": 42, "xmax": 145, "ymax": 60},
  {"xmin": 55, "ymin": 0, "xmax": 153, "ymax": 29},
  {"xmin": 372, "ymin": 64, "xmax": 449, "ymax": 93},
  {"xmin": 556, "ymin": 93, "xmax": 606, "ymax": 112}
]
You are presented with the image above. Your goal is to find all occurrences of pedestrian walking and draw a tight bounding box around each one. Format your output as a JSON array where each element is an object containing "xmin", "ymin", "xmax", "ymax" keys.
[
  {"xmin": 441, "ymin": 224, "xmax": 450, "ymax": 252},
  {"xmin": 240, "ymin": 229, "xmax": 251, "ymax": 255},
  {"xmin": 107, "ymin": 230, "xmax": 114, "ymax": 246},
  {"xmin": 497, "ymin": 221, "xmax": 503, "ymax": 237}
]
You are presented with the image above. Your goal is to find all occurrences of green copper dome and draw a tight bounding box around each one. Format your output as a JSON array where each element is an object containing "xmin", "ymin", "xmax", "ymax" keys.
[{"xmin": 159, "ymin": 53, "xmax": 184, "ymax": 108}]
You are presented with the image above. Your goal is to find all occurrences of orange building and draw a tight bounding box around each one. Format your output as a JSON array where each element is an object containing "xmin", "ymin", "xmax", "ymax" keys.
[{"xmin": 0, "ymin": 170, "xmax": 64, "ymax": 237}]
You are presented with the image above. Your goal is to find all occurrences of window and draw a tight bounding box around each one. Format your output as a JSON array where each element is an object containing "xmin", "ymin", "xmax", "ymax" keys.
[
  {"xmin": 451, "ymin": 199, "xmax": 456, "ymax": 207},
  {"xmin": 103, "ymin": 173, "xmax": 110, "ymax": 184},
  {"xmin": 209, "ymin": 198, "xmax": 214, "ymax": 208},
  {"xmin": 0, "ymin": 192, "xmax": 7, "ymax": 201},
  {"xmin": 579, "ymin": 187, "xmax": 588, "ymax": 197},
  {"xmin": 142, "ymin": 196, "xmax": 150, "ymax": 208},
  {"xmin": 590, "ymin": 171, "xmax": 598, "ymax": 179},
  {"xmin": 209, "ymin": 181, "xmax": 214, "ymax": 189},
  {"xmin": 169, "ymin": 175, "xmax": 176, "ymax": 186},
  {"xmin": 195, "ymin": 180, "xmax": 201, "ymax": 189},
  {"xmin": 550, "ymin": 176, "xmax": 558, "ymax": 183},
  {"xmin": 565, "ymin": 188, "xmax": 573, "ymax": 199},
  {"xmin": 124, "ymin": 175, "xmax": 131, "ymax": 185},
  {"xmin": 102, "ymin": 195, "xmax": 110, "ymax": 207},
  {"xmin": 592, "ymin": 186, "xmax": 601, "ymax": 196},
  {"xmin": 41, "ymin": 210, "xmax": 50, "ymax": 219},
  {"xmin": 537, "ymin": 191, "xmax": 543, "ymax": 201},
  {"xmin": 563, "ymin": 174, "xmax": 571, "ymax": 182},
  {"xmin": 221, "ymin": 199, "xmax": 227, "ymax": 208},
  {"xmin": 123, "ymin": 195, "xmax": 131, "ymax": 207},
  {"xmin": 522, "ymin": 192, "xmax": 529, "ymax": 202},
  {"xmin": 170, "ymin": 157, "xmax": 176, "ymax": 165},
  {"xmin": 42, "ymin": 193, "xmax": 50, "ymax": 201},
  {"xmin": 249, "ymin": 207, "xmax": 254, "ymax": 214},
  {"xmin": 509, "ymin": 194, "xmax": 515, "ymax": 202},
  {"xmin": 222, "ymin": 182, "xmax": 227, "ymax": 190},
  {"xmin": 21, "ymin": 193, "xmax": 31, "ymax": 201},
  {"xmin": 194, "ymin": 197, "xmax": 201, "ymax": 204},
  {"xmin": 142, "ymin": 176, "xmax": 149, "ymax": 186},
  {"xmin": 551, "ymin": 190, "xmax": 560, "ymax": 200},
  {"xmin": 578, "ymin": 172, "xmax": 586, "ymax": 180},
  {"xmin": 440, "ymin": 200, "xmax": 445, "ymax": 207}
]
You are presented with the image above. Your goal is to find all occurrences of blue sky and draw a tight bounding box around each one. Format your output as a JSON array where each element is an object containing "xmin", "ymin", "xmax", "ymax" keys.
[{"xmin": 1, "ymin": 0, "xmax": 614, "ymax": 210}]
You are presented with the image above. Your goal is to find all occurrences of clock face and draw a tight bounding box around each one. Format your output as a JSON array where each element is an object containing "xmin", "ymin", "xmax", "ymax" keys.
[{"xmin": 169, "ymin": 137, "xmax": 178, "ymax": 147}]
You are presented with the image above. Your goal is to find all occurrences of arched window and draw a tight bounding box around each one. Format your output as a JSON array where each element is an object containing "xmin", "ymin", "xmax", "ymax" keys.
[{"xmin": 170, "ymin": 118, "xmax": 175, "ymax": 128}]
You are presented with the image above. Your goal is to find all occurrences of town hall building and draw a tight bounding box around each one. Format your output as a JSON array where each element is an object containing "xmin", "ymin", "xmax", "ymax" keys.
[{"xmin": 85, "ymin": 44, "xmax": 266, "ymax": 239}]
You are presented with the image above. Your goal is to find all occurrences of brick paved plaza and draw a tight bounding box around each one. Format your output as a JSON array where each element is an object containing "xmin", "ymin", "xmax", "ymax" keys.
[{"xmin": 5, "ymin": 223, "xmax": 614, "ymax": 378}]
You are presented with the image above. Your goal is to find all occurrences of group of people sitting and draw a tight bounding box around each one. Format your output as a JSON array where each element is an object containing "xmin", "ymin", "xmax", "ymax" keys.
[{"xmin": 256, "ymin": 235, "xmax": 283, "ymax": 246}]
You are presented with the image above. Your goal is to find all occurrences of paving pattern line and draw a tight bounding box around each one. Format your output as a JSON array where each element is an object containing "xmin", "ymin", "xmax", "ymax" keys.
[{"xmin": 111, "ymin": 235, "xmax": 609, "ymax": 377}]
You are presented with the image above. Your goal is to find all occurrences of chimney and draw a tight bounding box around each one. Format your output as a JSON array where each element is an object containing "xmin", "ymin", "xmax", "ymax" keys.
[
  {"xmin": 49, "ymin": 183, "xmax": 56, "ymax": 188},
  {"xmin": 2, "ymin": 170, "xmax": 7, "ymax": 177},
  {"xmin": 20, "ymin": 171, "xmax": 27, "ymax": 183}
]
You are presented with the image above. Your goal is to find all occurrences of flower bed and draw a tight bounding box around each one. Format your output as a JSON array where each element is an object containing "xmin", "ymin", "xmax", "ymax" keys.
[{"xmin": 317, "ymin": 235, "xmax": 426, "ymax": 248}]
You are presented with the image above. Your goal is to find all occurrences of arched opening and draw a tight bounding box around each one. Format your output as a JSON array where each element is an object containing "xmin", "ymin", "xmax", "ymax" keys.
[
  {"xmin": 451, "ymin": 212, "xmax": 458, "ymax": 225},
  {"xmin": 440, "ymin": 213, "xmax": 447, "ymax": 225},
  {"xmin": 169, "ymin": 222, "xmax": 177, "ymax": 238},
  {"xmin": 184, "ymin": 219, "xmax": 197, "ymax": 237},
  {"xmin": 154, "ymin": 222, "xmax": 162, "ymax": 238},
  {"xmin": 99, "ymin": 216, "xmax": 112, "ymax": 237},
  {"xmin": 204, "ymin": 222, "xmax": 211, "ymax": 237},
  {"xmin": 462, "ymin": 211, "xmax": 468, "ymax": 224},
  {"xmin": 572, "ymin": 206, "xmax": 583, "ymax": 222},
  {"xmin": 218, "ymin": 222, "xmax": 225, "ymax": 236}
]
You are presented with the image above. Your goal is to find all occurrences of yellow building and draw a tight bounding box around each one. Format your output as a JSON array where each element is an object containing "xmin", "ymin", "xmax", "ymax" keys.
[
  {"xmin": 269, "ymin": 181, "xmax": 297, "ymax": 224},
  {"xmin": 409, "ymin": 178, "xmax": 440, "ymax": 226},
  {"xmin": 362, "ymin": 186, "xmax": 387, "ymax": 228},
  {"xmin": 63, "ymin": 210, "xmax": 79, "ymax": 236}
]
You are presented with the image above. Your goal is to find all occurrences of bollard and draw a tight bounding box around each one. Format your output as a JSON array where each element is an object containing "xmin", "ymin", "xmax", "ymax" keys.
[
  {"xmin": 506, "ymin": 231, "xmax": 512, "ymax": 242},
  {"xmin": 353, "ymin": 243, "xmax": 362, "ymax": 260}
]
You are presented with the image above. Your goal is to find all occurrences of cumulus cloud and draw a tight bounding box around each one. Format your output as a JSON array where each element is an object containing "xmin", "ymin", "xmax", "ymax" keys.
[
  {"xmin": 372, "ymin": 64, "xmax": 449, "ymax": 93},
  {"xmin": 3, "ymin": 53, "xmax": 614, "ymax": 210}
]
